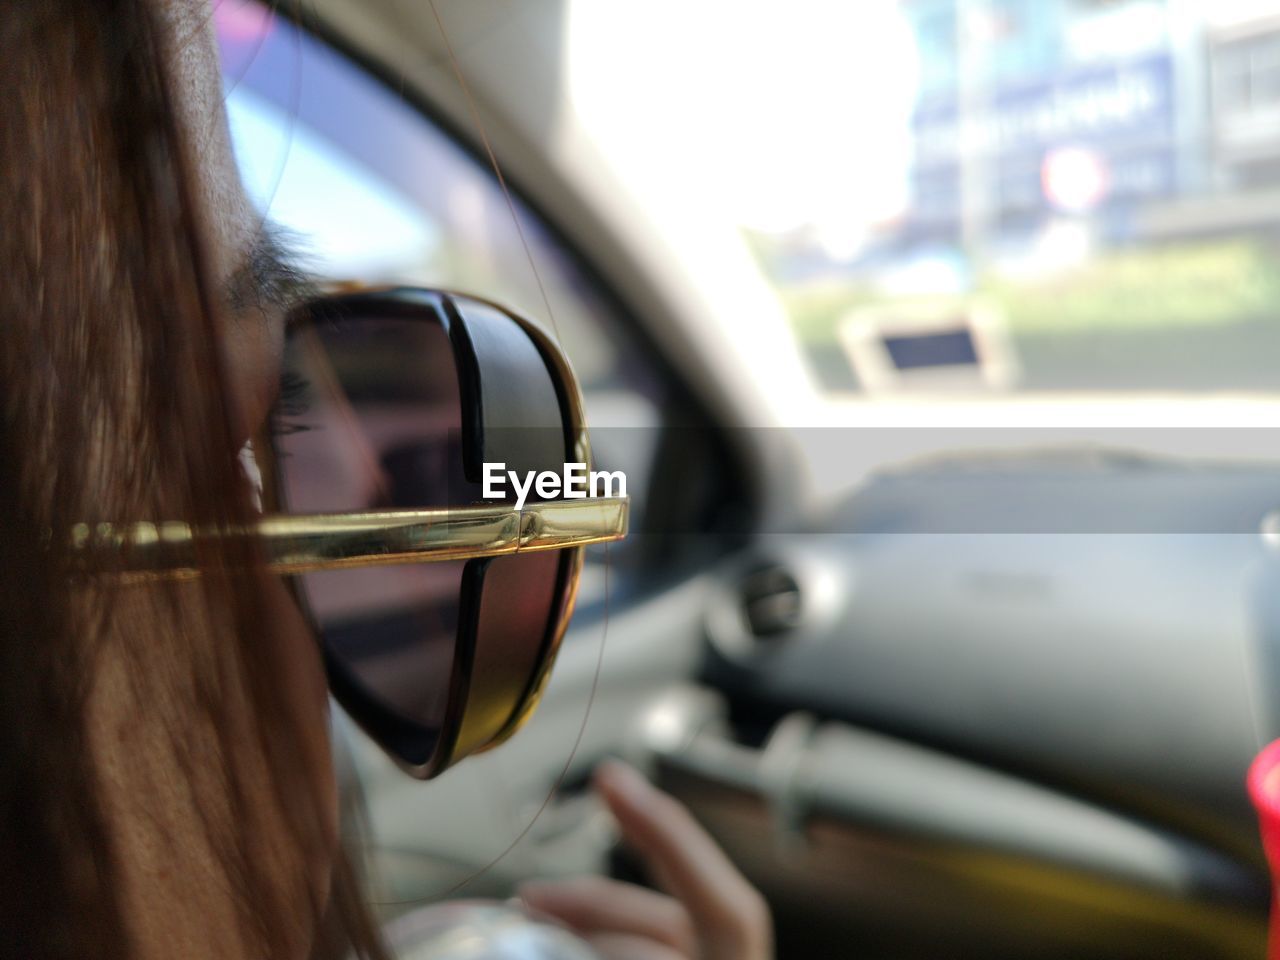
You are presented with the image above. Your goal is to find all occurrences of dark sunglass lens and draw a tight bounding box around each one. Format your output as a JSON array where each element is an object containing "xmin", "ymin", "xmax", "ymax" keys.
[
  {"xmin": 450, "ymin": 551, "xmax": 564, "ymax": 758},
  {"xmin": 271, "ymin": 297, "xmax": 578, "ymax": 773},
  {"xmin": 274, "ymin": 314, "xmax": 468, "ymax": 752}
]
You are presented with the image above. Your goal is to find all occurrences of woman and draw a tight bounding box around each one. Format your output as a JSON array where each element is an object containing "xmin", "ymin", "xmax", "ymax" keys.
[{"xmin": 0, "ymin": 1, "xmax": 771, "ymax": 958}]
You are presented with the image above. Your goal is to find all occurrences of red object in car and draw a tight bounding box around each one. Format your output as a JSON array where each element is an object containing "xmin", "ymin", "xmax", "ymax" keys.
[{"xmin": 1249, "ymin": 740, "xmax": 1280, "ymax": 959}]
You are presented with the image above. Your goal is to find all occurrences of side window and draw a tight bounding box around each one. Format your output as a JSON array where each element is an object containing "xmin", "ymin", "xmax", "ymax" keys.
[{"xmin": 216, "ymin": 7, "xmax": 725, "ymax": 602}]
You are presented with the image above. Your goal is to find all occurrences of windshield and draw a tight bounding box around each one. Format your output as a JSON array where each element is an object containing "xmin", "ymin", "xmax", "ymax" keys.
[{"xmin": 571, "ymin": 1, "xmax": 1280, "ymax": 413}]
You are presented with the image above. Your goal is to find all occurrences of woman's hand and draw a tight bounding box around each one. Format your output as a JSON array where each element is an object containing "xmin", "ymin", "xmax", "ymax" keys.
[{"xmin": 519, "ymin": 761, "xmax": 773, "ymax": 960}]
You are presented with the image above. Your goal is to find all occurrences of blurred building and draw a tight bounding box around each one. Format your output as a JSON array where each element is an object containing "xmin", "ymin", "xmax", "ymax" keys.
[
  {"xmin": 1208, "ymin": 3, "xmax": 1280, "ymax": 187},
  {"xmin": 1134, "ymin": 1, "xmax": 1280, "ymax": 239},
  {"xmin": 901, "ymin": 0, "xmax": 1212, "ymax": 252}
]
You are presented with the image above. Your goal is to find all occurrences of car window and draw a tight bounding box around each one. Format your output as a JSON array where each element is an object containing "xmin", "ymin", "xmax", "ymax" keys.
[
  {"xmin": 764, "ymin": 3, "xmax": 1280, "ymax": 397},
  {"xmin": 216, "ymin": 4, "xmax": 707, "ymax": 604},
  {"xmin": 568, "ymin": 2, "xmax": 1280, "ymax": 401}
]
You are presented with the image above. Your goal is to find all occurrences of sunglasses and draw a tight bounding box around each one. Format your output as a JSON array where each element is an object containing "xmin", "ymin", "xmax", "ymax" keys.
[{"xmin": 74, "ymin": 287, "xmax": 628, "ymax": 778}]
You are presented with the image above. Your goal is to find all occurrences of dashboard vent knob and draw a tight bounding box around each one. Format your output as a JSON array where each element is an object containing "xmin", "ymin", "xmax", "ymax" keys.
[{"xmin": 739, "ymin": 566, "xmax": 802, "ymax": 638}]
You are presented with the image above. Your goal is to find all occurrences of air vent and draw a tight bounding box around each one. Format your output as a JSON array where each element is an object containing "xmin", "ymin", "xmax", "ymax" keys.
[{"xmin": 739, "ymin": 566, "xmax": 802, "ymax": 639}]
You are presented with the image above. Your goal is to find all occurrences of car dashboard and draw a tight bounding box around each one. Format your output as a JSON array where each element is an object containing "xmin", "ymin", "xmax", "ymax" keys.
[{"xmin": 658, "ymin": 451, "xmax": 1280, "ymax": 957}]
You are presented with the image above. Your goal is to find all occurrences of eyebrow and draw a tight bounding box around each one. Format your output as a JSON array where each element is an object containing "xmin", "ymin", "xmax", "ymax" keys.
[{"xmin": 224, "ymin": 222, "xmax": 316, "ymax": 317}]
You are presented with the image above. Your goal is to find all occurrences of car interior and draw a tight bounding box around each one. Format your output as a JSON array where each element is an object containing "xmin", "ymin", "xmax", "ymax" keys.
[{"xmin": 217, "ymin": 2, "xmax": 1280, "ymax": 956}]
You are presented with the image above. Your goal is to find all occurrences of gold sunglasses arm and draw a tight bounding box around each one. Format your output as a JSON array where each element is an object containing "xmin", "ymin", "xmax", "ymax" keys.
[{"xmin": 72, "ymin": 498, "xmax": 629, "ymax": 580}]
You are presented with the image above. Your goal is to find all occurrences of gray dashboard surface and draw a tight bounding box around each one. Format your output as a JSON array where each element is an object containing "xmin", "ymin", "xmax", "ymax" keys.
[{"xmin": 706, "ymin": 452, "xmax": 1280, "ymax": 855}]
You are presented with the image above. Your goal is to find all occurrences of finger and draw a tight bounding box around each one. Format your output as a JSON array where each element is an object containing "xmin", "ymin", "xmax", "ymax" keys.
[
  {"xmin": 594, "ymin": 761, "xmax": 771, "ymax": 958},
  {"xmin": 519, "ymin": 876, "xmax": 697, "ymax": 956},
  {"xmin": 584, "ymin": 932, "xmax": 688, "ymax": 960}
]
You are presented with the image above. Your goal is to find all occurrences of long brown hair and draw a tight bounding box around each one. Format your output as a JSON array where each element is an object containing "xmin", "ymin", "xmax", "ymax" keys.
[{"xmin": 0, "ymin": 2, "xmax": 385, "ymax": 956}]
